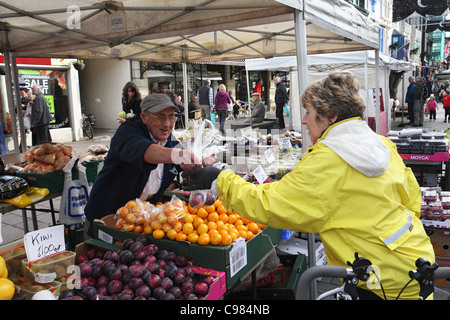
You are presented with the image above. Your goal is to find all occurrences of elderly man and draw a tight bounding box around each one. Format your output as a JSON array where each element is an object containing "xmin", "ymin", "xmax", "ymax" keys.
[
  {"xmin": 30, "ymin": 84, "xmax": 52, "ymax": 146},
  {"xmin": 84, "ymin": 94, "xmax": 202, "ymax": 232},
  {"xmin": 246, "ymin": 92, "xmax": 265, "ymax": 124}
]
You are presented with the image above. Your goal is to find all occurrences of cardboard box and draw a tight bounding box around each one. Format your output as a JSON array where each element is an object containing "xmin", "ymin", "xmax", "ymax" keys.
[
  {"xmin": 434, "ymin": 256, "xmax": 450, "ymax": 288},
  {"xmin": 427, "ymin": 227, "xmax": 450, "ymax": 257},
  {"xmin": 191, "ymin": 266, "xmax": 226, "ymax": 300},
  {"xmin": 93, "ymin": 214, "xmax": 282, "ymax": 289}
]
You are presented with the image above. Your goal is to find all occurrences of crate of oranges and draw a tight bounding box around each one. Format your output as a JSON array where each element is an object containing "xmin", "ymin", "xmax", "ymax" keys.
[{"xmin": 113, "ymin": 195, "xmax": 265, "ymax": 246}]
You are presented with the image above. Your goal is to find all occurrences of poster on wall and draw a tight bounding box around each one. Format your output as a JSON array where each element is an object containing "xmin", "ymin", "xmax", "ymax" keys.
[{"xmin": 19, "ymin": 69, "xmax": 70, "ymax": 129}]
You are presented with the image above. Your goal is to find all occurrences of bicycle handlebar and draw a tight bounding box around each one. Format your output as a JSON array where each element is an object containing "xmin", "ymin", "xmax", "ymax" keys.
[{"xmin": 295, "ymin": 265, "xmax": 450, "ymax": 300}]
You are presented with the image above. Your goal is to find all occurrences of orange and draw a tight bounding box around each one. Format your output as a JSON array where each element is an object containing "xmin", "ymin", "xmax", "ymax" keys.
[
  {"xmin": 163, "ymin": 203, "xmax": 175, "ymax": 214},
  {"xmin": 236, "ymin": 224, "xmax": 247, "ymax": 232},
  {"xmin": 205, "ymin": 204, "xmax": 216, "ymax": 214},
  {"xmin": 118, "ymin": 206, "xmax": 129, "ymax": 218},
  {"xmin": 207, "ymin": 221, "xmax": 217, "ymax": 231},
  {"xmin": 125, "ymin": 213, "xmax": 137, "ymax": 224},
  {"xmin": 234, "ymin": 219, "xmax": 244, "ymax": 228},
  {"xmin": 166, "ymin": 229, "xmax": 178, "ymax": 240},
  {"xmin": 197, "ymin": 223, "xmax": 208, "ymax": 235},
  {"xmin": 198, "ymin": 233, "xmax": 210, "ymax": 245},
  {"xmin": 162, "ymin": 223, "xmax": 173, "ymax": 233},
  {"xmin": 115, "ymin": 217, "xmax": 125, "ymax": 228},
  {"xmin": 213, "ymin": 198, "xmax": 222, "ymax": 208},
  {"xmin": 208, "ymin": 229, "xmax": 219, "ymax": 237},
  {"xmin": 151, "ymin": 220, "xmax": 162, "ymax": 230},
  {"xmin": 172, "ymin": 198, "xmax": 184, "ymax": 209},
  {"xmin": 217, "ymin": 221, "xmax": 227, "ymax": 231},
  {"xmin": 187, "ymin": 232, "xmax": 199, "ymax": 244},
  {"xmin": 182, "ymin": 222, "xmax": 194, "ymax": 235},
  {"xmin": 246, "ymin": 231, "xmax": 255, "ymax": 241},
  {"xmin": 125, "ymin": 200, "xmax": 137, "ymax": 209},
  {"xmin": 228, "ymin": 213, "xmax": 238, "ymax": 224},
  {"xmin": 207, "ymin": 212, "xmax": 219, "ymax": 223},
  {"xmin": 216, "ymin": 205, "xmax": 227, "ymax": 216},
  {"xmin": 239, "ymin": 230, "xmax": 248, "ymax": 239},
  {"xmin": 121, "ymin": 224, "xmax": 134, "ymax": 232},
  {"xmin": 173, "ymin": 221, "xmax": 183, "ymax": 232},
  {"xmin": 135, "ymin": 215, "xmax": 145, "ymax": 225},
  {"xmin": 218, "ymin": 213, "xmax": 228, "ymax": 223},
  {"xmin": 133, "ymin": 225, "xmax": 143, "ymax": 234},
  {"xmin": 175, "ymin": 231, "xmax": 187, "ymax": 241},
  {"xmin": 157, "ymin": 213, "xmax": 168, "ymax": 224},
  {"xmin": 143, "ymin": 225, "xmax": 153, "ymax": 235},
  {"xmin": 187, "ymin": 204, "xmax": 197, "ymax": 215},
  {"xmin": 229, "ymin": 229, "xmax": 239, "ymax": 241},
  {"xmin": 210, "ymin": 233, "xmax": 222, "ymax": 246},
  {"xmin": 167, "ymin": 214, "xmax": 179, "ymax": 226},
  {"xmin": 153, "ymin": 229, "xmax": 165, "ymax": 239},
  {"xmin": 193, "ymin": 216, "xmax": 204, "ymax": 229},
  {"xmin": 221, "ymin": 233, "xmax": 233, "ymax": 246},
  {"xmin": 247, "ymin": 222, "xmax": 260, "ymax": 234},
  {"xmin": 184, "ymin": 213, "xmax": 194, "ymax": 224},
  {"xmin": 197, "ymin": 207, "xmax": 208, "ymax": 219}
]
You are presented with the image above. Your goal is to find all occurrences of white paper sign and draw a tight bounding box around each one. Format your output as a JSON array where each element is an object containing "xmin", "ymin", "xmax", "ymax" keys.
[
  {"xmin": 278, "ymin": 137, "xmax": 292, "ymax": 149},
  {"xmin": 229, "ymin": 237, "xmax": 247, "ymax": 277},
  {"xmin": 265, "ymin": 148, "xmax": 275, "ymax": 163},
  {"xmin": 252, "ymin": 165, "xmax": 268, "ymax": 185},
  {"xmin": 24, "ymin": 225, "xmax": 66, "ymax": 262}
]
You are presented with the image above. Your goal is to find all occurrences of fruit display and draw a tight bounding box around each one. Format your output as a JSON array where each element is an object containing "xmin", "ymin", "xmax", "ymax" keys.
[
  {"xmin": 0, "ymin": 241, "xmax": 26, "ymax": 278},
  {"xmin": 0, "ymin": 278, "xmax": 15, "ymax": 300},
  {"xmin": 114, "ymin": 195, "xmax": 265, "ymax": 246},
  {"xmin": 22, "ymin": 251, "xmax": 76, "ymax": 283},
  {"xmin": 63, "ymin": 237, "xmax": 218, "ymax": 300},
  {"xmin": 21, "ymin": 142, "xmax": 73, "ymax": 173},
  {"xmin": 421, "ymin": 187, "xmax": 450, "ymax": 221}
]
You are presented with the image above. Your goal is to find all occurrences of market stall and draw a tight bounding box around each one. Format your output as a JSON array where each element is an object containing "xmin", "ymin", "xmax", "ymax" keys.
[{"xmin": 0, "ymin": 0, "xmax": 382, "ymax": 301}]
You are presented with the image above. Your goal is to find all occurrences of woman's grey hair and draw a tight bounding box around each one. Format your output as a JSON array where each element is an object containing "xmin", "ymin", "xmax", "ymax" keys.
[{"xmin": 301, "ymin": 71, "xmax": 366, "ymax": 124}]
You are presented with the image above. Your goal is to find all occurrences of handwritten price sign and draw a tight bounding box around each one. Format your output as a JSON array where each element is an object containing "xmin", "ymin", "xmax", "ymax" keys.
[{"xmin": 24, "ymin": 225, "xmax": 65, "ymax": 262}]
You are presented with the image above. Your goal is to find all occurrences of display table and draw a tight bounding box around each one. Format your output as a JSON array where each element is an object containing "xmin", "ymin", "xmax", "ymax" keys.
[{"xmin": 0, "ymin": 192, "xmax": 61, "ymax": 233}]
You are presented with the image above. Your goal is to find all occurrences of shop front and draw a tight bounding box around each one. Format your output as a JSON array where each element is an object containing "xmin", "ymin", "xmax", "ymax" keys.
[{"xmin": 0, "ymin": 58, "xmax": 83, "ymax": 153}]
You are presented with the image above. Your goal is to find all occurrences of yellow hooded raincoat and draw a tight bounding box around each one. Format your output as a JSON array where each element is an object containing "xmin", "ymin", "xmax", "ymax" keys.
[{"xmin": 216, "ymin": 118, "xmax": 434, "ymax": 300}]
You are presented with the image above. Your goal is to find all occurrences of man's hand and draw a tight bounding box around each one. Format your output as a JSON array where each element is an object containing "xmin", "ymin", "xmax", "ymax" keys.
[{"xmin": 177, "ymin": 149, "xmax": 202, "ymax": 171}]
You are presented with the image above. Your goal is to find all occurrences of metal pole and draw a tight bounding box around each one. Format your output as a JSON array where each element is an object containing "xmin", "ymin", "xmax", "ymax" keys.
[
  {"xmin": 182, "ymin": 62, "xmax": 188, "ymax": 126},
  {"xmin": 11, "ymin": 52, "xmax": 27, "ymax": 151},
  {"xmin": 1, "ymin": 26, "xmax": 20, "ymax": 160},
  {"xmin": 294, "ymin": 6, "xmax": 316, "ymax": 300},
  {"xmin": 375, "ymin": 49, "xmax": 380, "ymax": 134}
]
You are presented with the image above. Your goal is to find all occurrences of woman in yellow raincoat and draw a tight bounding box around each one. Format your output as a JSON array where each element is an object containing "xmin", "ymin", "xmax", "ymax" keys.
[{"xmin": 183, "ymin": 71, "xmax": 435, "ymax": 300}]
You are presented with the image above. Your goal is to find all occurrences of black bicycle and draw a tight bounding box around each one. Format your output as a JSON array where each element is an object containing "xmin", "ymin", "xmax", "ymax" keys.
[{"xmin": 82, "ymin": 112, "xmax": 95, "ymax": 139}]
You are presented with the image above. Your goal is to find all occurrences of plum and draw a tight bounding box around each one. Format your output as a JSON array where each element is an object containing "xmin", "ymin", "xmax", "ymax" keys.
[
  {"xmin": 204, "ymin": 276, "xmax": 215, "ymax": 286},
  {"xmin": 158, "ymin": 268, "xmax": 166, "ymax": 279},
  {"xmin": 160, "ymin": 292, "xmax": 175, "ymax": 300},
  {"xmin": 165, "ymin": 265, "xmax": 178, "ymax": 279},
  {"xmin": 129, "ymin": 241, "xmax": 144, "ymax": 254},
  {"xmin": 183, "ymin": 293, "xmax": 198, "ymax": 300},
  {"xmin": 141, "ymin": 269, "xmax": 151, "ymax": 283},
  {"xmin": 194, "ymin": 282, "xmax": 209, "ymax": 296},
  {"xmin": 152, "ymin": 287, "xmax": 166, "ymax": 299},
  {"xmin": 147, "ymin": 274, "xmax": 161, "ymax": 289},
  {"xmin": 128, "ymin": 277, "xmax": 144, "ymax": 292},
  {"xmin": 184, "ymin": 266, "xmax": 195, "ymax": 278},
  {"xmin": 174, "ymin": 272, "xmax": 186, "ymax": 285},
  {"xmin": 121, "ymin": 270, "xmax": 132, "ymax": 284},
  {"xmin": 97, "ymin": 286, "xmax": 108, "ymax": 296},
  {"xmin": 92, "ymin": 266, "xmax": 102, "ymax": 278},
  {"xmin": 119, "ymin": 250, "xmax": 134, "ymax": 265},
  {"xmin": 103, "ymin": 250, "xmax": 119, "ymax": 262},
  {"xmin": 189, "ymin": 192, "xmax": 205, "ymax": 208},
  {"xmin": 169, "ymin": 286, "xmax": 182, "ymax": 299},
  {"xmin": 181, "ymin": 281, "xmax": 193, "ymax": 295},
  {"xmin": 82, "ymin": 286, "xmax": 98, "ymax": 300},
  {"xmin": 107, "ymin": 280, "xmax": 122, "ymax": 295},
  {"xmin": 160, "ymin": 277, "xmax": 173, "ymax": 291},
  {"xmin": 79, "ymin": 277, "xmax": 90, "ymax": 290},
  {"xmin": 205, "ymin": 190, "xmax": 216, "ymax": 206},
  {"xmin": 129, "ymin": 264, "xmax": 144, "ymax": 278},
  {"xmin": 96, "ymin": 275, "xmax": 109, "ymax": 288},
  {"xmin": 101, "ymin": 259, "xmax": 115, "ymax": 274},
  {"xmin": 107, "ymin": 268, "xmax": 122, "ymax": 281},
  {"xmin": 85, "ymin": 249, "xmax": 96, "ymax": 260},
  {"xmin": 146, "ymin": 262, "xmax": 160, "ymax": 274},
  {"xmin": 121, "ymin": 238, "xmax": 135, "ymax": 250},
  {"xmin": 175, "ymin": 255, "xmax": 188, "ymax": 267},
  {"xmin": 134, "ymin": 250, "xmax": 146, "ymax": 262},
  {"xmin": 76, "ymin": 254, "xmax": 88, "ymax": 265},
  {"xmin": 78, "ymin": 262, "xmax": 92, "ymax": 278},
  {"xmin": 59, "ymin": 289, "xmax": 76, "ymax": 300},
  {"xmin": 143, "ymin": 244, "xmax": 159, "ymax": 256},
  {"xmin": 117, "ymin": 292, "xmax": 134, "ymax": 300},
  {"xmin": 71, "ymin": 296, "xmax": 84, "ymax": 300},
  {"xmin": 135, "ymin": 285, "xmax": 151, "ymax": 299},
  {"xmin": 135, "ymin": 235, "xmax": 149, "ymax": 246},
  {"xmin": 134, "ymin": 296, "xmax": 147, "ymax": 300},
  {"xmin": 144, "ymin": 254, "xmax": 156, "ymax": 264}
]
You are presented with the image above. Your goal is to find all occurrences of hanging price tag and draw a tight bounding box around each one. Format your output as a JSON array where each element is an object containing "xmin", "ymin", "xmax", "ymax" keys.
[
  {"xmin": 265, "ymin": 148, "xmax": 275, "ymax": 163},
  {"xmin": 23, "ymin": 225, "xmax": 65, "ymax": 262},
  {"xmin": 253, "ymin": 165, "xmax": 268, "ymax": 185},
  {"xmin": 278, "ymin": 137, "xmax": 292, "ymax": 149}
]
